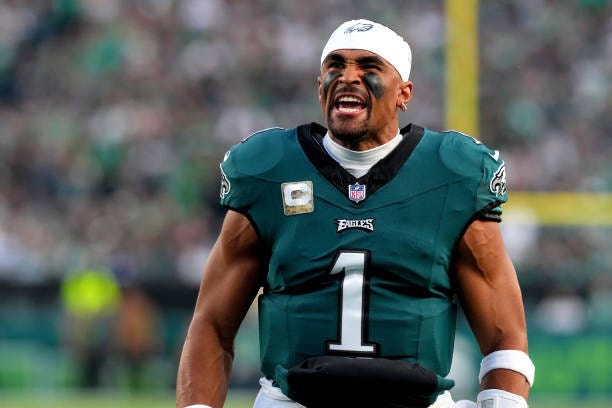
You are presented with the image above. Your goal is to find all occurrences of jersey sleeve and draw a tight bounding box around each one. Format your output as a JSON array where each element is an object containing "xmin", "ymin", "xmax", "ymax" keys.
[
  {"xmin": 476, "ymin": 146, "xmax": 508, "ymax": 222},
  {"xmin": 439, "ymin": 131, "xmax": 508, "ymax": 222},
  {"xmin": 219, "ymin": 147, "xmax": 243, "ymax": 211},
  {"xmin": 218, "ymin": 139, "xmax": 260, "ymax": 212},
  {"xmin": 218, "ymin": 127, "xmax": 288, "ymax": 213}
]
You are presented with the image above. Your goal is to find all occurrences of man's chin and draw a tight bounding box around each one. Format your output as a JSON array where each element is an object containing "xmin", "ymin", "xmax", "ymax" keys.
[
  {"xmin": 329, "ymin": 128, "xmax": 367, "ymax": 143},
  {"xmin": 328, "ymin": 119, "xmax": 367, "ymax": 142}
]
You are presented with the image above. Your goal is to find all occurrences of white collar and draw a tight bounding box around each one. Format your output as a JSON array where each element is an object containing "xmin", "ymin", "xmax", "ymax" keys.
[{"xmin": 322, "ymin": 130, "xmax": 403, "ymax": 178}]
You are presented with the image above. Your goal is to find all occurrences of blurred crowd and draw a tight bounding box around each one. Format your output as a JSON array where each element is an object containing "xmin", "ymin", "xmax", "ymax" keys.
[{"xmin": 0, "ymin": 0, "xmax": 610, "ymax": 333}]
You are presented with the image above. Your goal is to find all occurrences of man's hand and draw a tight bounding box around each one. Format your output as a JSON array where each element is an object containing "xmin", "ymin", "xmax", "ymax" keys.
[
  {"xmin": 453, "ymin": 400, "xmax": 476, "ymax": 408},
  {"xmin": 453, "ymin": 389, "xmax": 529, "ymax": 408}
]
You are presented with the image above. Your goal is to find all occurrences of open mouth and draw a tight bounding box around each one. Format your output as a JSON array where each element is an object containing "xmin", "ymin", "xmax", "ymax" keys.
[{"xmin": 334, "ymin": 94, "xmax": 367, "ymax": 114}]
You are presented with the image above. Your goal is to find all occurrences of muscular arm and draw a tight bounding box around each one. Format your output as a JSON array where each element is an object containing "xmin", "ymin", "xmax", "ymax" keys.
[
  {"xmin": 453, "ymin": 220, "xmax": 530, "ymax": 399},
  {"xmin": 176, "ymin": 210, "xmax": 265, "ymax": 408}
]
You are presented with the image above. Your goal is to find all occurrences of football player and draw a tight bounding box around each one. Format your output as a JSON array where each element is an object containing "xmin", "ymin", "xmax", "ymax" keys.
[{"xmin": 177, "ymin": 19, "xmax": 534, "ymax": 408}]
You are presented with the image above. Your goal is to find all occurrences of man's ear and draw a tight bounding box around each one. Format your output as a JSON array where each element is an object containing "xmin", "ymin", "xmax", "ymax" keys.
[{"xmin": 398, "ymin": 81, "xmax": 413, "ymax": 110}]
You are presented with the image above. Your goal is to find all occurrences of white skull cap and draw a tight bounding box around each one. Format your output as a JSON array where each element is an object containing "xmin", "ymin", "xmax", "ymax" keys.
[{"xmin": 320, "ymin": 19, "xmax": 412, "ymax": 81}]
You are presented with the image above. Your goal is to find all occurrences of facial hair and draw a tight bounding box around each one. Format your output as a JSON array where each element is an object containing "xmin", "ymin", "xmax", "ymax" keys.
[{"xmin": 327, "ymin": 109, "xmax": 370, "ymax": 143}]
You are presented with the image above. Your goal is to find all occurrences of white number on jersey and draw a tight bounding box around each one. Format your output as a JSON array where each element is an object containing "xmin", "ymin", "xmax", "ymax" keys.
[{"xmin": 327, "ymin": 250, "xmax": 377, "ymax": 354}]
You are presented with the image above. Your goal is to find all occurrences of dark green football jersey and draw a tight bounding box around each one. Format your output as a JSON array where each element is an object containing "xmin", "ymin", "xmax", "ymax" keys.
[{"xmin": 219, "ymin": 123, "xmax": 507, "ymax": 383}]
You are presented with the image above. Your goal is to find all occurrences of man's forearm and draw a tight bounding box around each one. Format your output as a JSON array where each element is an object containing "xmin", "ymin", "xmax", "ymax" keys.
[{"xmin": 176, "ymin": 322, "xmax": 234, "ymax": 408}]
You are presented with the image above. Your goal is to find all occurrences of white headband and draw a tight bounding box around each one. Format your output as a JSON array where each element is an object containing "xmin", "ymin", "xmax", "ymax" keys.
[{"xmin": 320, "ymin": 19, "xmax": 412, "ymax": 81}]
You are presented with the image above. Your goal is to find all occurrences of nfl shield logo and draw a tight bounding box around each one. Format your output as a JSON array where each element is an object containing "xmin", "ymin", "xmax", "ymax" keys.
[{"xmin": 348, "ymin": 182, "xmax": 366, "ymax": 203}]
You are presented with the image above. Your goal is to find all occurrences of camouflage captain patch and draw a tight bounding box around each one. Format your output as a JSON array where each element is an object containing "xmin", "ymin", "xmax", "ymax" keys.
[{"xmin": 282, "ymin": 181, "xmax": 314, "ymax": 215}]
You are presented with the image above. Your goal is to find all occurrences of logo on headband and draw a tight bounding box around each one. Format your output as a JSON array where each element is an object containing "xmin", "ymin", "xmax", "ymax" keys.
[{"xmin": 344, "ymin": 22, "xmax": 374, "ymax": 34}]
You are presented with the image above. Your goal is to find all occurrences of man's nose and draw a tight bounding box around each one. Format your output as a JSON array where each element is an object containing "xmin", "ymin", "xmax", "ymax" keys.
[{"xmin": 340, "ymin": 65, "xmax": 361, "ymax": 84}]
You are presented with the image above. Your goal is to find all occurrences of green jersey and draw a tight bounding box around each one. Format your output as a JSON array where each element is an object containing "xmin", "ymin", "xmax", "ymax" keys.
[{"xmin": 219, "ymin": 122, "xmax": 507, "ymax": 383}]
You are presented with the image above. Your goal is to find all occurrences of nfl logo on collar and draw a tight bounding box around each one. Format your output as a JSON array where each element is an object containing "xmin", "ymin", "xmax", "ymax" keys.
[{"xmin": 348, "ymin": 182, "xmax": 366, "ymax": 203}]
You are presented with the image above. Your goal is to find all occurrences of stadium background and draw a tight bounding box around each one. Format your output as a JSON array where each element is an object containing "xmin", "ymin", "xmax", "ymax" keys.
[{"xmin": 0, "ymin": 0, "xmax": 610, "ymax": 406}]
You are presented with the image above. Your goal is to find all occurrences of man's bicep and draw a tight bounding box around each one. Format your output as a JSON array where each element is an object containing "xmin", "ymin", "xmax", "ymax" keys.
[
  {"xmin": 193, "ymin": 210, "xmax": 265, "ymax": 342},
  {"xmin": 452, "ymin": 220, "xmax": 527, "ymax": 354}
]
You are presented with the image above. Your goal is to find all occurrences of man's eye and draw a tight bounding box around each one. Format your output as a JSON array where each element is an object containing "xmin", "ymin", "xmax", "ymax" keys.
[{"xmin": 362, "ymin": 64, "xmax": 381, "ymax": 71}]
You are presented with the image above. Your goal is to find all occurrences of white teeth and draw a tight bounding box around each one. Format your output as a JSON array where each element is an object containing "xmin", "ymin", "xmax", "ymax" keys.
[
  {"xmin": 338, "ymin": 106, "xmax": 362, "ymax": 113},
  {"xmin": 337, "ymin": 96, "xmax": 363, "ymax": 103}
]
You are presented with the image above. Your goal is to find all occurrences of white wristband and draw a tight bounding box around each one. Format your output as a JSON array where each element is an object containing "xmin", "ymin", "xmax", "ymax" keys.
[
  {"xmin": 477, "ymin": 389, "xmax": 527, "ymax": 408},
  {"xmin": 184, "ymin": 405, "xmax": 214, "ymax": 408},
  {"xmin": 479, "ymin": 350, "xmax": 535, "ymax": 387}
]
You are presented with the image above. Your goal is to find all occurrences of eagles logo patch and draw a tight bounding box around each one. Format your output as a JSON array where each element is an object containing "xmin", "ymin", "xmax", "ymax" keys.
[
  {"xmin": 344, "ymin": 22, "xmax": 374, "ymax": 34},
  {"xmin": 489, "ymin": 164, "xmax": 507, "ymax": 197},
  {"xmin": 219, "ymin": 165, "xmax": 230, "ymax": 199}
]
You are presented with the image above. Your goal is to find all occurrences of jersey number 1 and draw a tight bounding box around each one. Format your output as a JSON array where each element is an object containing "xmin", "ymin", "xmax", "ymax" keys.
[{"xmin": 327, "ymin": 250, "xmax": 377, "ymax": 354}]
